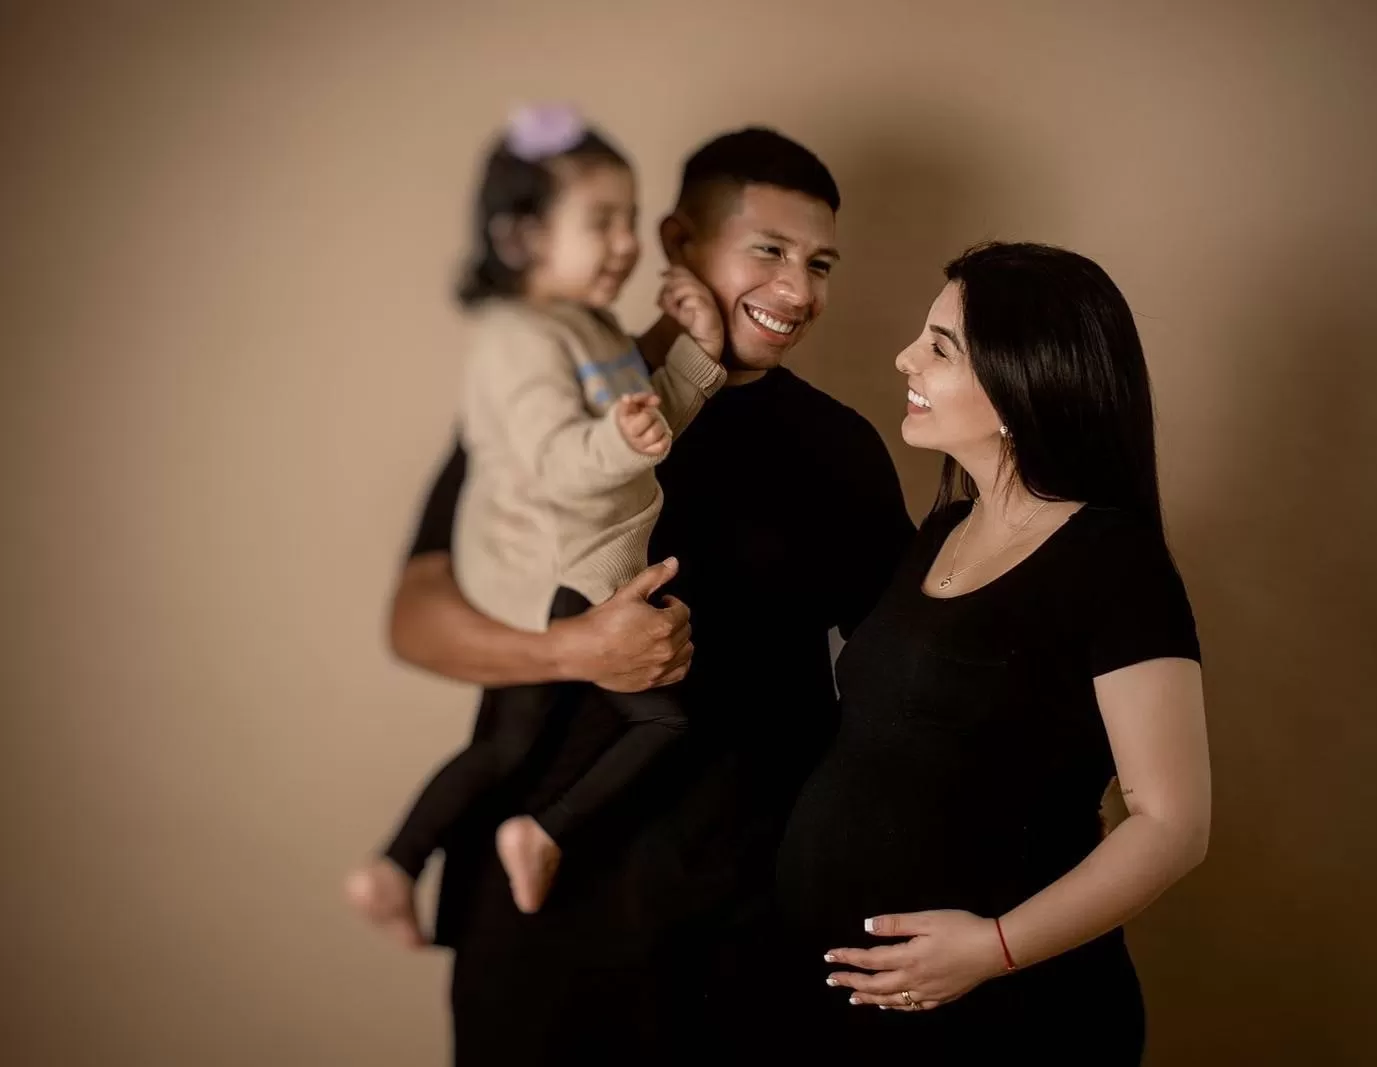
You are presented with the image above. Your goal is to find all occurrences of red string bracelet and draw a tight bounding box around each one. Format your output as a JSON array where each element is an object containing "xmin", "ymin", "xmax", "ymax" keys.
[{"xmin": 994, "ymin": 916, "xmax": 1018, "ymax": 973}]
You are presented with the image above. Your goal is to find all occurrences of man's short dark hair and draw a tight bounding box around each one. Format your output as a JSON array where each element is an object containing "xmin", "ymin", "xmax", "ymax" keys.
[{"xmin": 675, "ymin": 127, "xmax": 840, "ymax": 221}]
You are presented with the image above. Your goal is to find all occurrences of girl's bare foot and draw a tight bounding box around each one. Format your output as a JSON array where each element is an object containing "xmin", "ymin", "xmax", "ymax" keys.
[
  {"xmin": 344, "ymin": 858, "xmax": 425, "ymax": 949},
  {"xmin": 495, "ymin": 816, "xmax": 562, "ymax": 914}
]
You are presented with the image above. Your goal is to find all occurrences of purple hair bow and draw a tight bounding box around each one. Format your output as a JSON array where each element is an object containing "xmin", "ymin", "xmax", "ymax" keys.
[{"xmin": 505, "ymin": 103, "xmax": 586, "ymax": 162}]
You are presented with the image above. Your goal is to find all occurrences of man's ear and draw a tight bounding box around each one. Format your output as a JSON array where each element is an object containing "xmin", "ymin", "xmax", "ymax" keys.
[{"xmin": 659, "ymin": 212, "xmax": 692, "ymax": 267}]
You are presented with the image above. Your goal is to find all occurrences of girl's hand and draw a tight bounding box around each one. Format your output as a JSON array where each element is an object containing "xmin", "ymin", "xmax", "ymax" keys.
[
  {"xmin": 616, "ymin": 392, "xmax": 670, "ymax": 456},
  {"xmin": 659, "ymin": 266, "xmax": 724, "ymax": 361},
  {"xmin": 823, "ymin": 910, "xmax": 1009, "ymax": 1012}
]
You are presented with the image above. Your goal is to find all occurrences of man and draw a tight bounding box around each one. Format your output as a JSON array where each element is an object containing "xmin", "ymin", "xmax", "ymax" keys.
[{"xmin": 394, "ymin": 128, "xmax": 915, "ymax": 1063}]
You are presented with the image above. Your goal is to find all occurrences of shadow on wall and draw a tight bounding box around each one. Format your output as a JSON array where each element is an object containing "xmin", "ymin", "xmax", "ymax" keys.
[
  {"xmin": 794, "ymin": 131, "xmax": 984, "ymax": 509},
  {"xmin": 797, "ymin": 114, "xmax": 1060, "ymax": 515},
  {"xmin": 1133, "ymin": 243, "xmax": 1377, "ymax": 1066}
]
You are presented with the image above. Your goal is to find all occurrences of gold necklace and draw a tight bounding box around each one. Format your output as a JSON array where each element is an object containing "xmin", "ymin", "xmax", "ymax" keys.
[{"xmin": 938, "ymin": 500, "xmax": 1051, "ymax": 590}]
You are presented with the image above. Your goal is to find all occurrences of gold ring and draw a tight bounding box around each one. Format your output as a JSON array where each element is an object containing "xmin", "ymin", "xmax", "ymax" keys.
[{"xmin": 900, "ymin": 990, "xmax": 914, "ymax": 1007}]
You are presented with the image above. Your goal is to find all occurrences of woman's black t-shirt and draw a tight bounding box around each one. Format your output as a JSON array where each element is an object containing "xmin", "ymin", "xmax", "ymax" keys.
[{"xmin": 774, "ymin": 501, "xmax": 1200, "ymax": 1060}]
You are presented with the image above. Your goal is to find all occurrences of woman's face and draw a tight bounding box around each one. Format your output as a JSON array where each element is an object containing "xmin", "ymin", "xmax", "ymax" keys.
[{"xmin": 895, "ymin": 281, "xmax": 1004, "ymax": 456}]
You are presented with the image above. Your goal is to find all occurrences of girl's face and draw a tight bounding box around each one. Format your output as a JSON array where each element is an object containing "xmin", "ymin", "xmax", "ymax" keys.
[{"xmin": 525, "ymin": 161, "xmax": 640, "ymax": 309}]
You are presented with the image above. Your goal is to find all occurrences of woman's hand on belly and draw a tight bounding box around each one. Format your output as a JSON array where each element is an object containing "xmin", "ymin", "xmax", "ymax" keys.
[{"xmin": 822, "ymin": 909, "xmax": 1007, "ymax": 1012}]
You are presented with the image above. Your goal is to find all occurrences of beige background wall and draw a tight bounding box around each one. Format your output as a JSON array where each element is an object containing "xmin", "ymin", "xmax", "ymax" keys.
[{"xmin": 3, "ymin": 1, "xmax": 1374, "ymax": 1063}]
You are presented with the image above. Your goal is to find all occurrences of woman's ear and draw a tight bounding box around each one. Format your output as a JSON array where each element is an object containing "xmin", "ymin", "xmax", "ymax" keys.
[
  {"xmin": 659, "ymin": 212, "xmax": 691, "ymax": 267},
  {"xmin": 488, "ymin": 213, "xmax": 541, "ymax": 270}
]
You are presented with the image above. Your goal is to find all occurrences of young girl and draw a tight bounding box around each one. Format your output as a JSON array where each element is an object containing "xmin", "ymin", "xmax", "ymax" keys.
[{"xmin": 347, "ymin": 104, "xmax": 725, "ymax": 944}]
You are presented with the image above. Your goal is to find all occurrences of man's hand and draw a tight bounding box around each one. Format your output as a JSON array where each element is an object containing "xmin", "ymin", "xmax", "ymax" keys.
[
  {"xmin": 389, "ymin": 554, "xmax": 691, "ymax": 690},
  {"xmin": 659, "ymin": 266, "xmax": 724, "ymax": 361},
  {"xmin": 550, "ymin": 558, "xmax": 693, "ymax": 691}
]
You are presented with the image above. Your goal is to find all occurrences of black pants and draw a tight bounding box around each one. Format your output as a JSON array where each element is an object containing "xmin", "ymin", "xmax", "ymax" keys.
[{"xmin": 385, "ymin": 586, "xmax": 687, "ymax": 878}]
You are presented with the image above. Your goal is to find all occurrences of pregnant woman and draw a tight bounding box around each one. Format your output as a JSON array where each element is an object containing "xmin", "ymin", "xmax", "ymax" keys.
[{"xmin": 774, "ymin": 242, "xmax": 1211, "ymax": 1064}]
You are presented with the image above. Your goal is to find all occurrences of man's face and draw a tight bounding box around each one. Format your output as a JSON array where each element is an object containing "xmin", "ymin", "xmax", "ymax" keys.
[{"xmin": 678, "ymin": 184, "xmax": 838, "ymax": 372}]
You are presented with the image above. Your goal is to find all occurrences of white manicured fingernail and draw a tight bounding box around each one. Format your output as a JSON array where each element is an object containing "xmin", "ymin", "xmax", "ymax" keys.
[
  {"xmin": 823, "ymin": 953, "xmax": 837, "ymax": 963},
  {"xmin": 879, "ymin": 1005, "xmax": 890, "ymax": 1011},
  {"xmin": 826, "ymin": 978, "xmax": 839, "ymax": 986},
  {"xmin": 864, "ymin": 918, "xmax": 876, "ymax": 933},
  {"xmin": 849, "ymin": 996, "xmax": 861, "ymax": 1005}
]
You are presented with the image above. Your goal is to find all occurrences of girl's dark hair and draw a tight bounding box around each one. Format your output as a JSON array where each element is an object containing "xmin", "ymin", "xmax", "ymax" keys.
[
  {"xmin": 456, "ymin": 129, "xmax": 629, "ymax": 307},
  {"xmin": 934, "ymin": 241, "xmax": 1164, "ymax": 536}
]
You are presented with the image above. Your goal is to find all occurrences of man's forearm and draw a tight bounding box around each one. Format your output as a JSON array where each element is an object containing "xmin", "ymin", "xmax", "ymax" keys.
[
  {"xmin": 389, "ymin": 552, "xmax": 691, "ymax": 692},
  {"xmin": 388, "ymin": 553, "xmax": 574, "ymax": 686}
]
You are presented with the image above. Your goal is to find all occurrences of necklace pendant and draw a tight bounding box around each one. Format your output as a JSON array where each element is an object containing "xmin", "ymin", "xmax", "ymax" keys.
[{"xmin": 939, "ymin": 577, "xmax": 952, "ymax": 589}]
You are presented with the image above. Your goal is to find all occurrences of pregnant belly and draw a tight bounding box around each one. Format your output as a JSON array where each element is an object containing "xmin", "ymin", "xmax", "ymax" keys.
[{"xmin": 775, "ymin": 741, "xmax": 1025, "ymax": 946}]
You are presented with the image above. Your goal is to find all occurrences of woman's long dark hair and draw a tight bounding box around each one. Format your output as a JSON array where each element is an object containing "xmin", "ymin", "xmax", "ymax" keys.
[
  {"xmin": 934, "ymin": 242, "xmax": 1164, "ymax": 536},
  {"xmin": 456, "ymin": 129, "xmax": 629, "ymax": 307}
]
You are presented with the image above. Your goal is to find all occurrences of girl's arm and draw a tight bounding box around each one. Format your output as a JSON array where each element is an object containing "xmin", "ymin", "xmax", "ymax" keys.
[
  {"xmin": 478, "ymin": 314, "xmax": 658, "ymax": 499},
  {"xmin": 644, "ymin": 267, "xmax": 727, "ymax": 434}
]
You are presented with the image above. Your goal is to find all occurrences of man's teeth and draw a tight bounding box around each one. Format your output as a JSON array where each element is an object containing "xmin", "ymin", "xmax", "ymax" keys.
[
  {"xmin": 908, "ymin": 389, "xmax": 932, "ymax": 409},
  {"xmin": 747, "ymin": 306, "xmax": 796, "ymax": 334}
]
